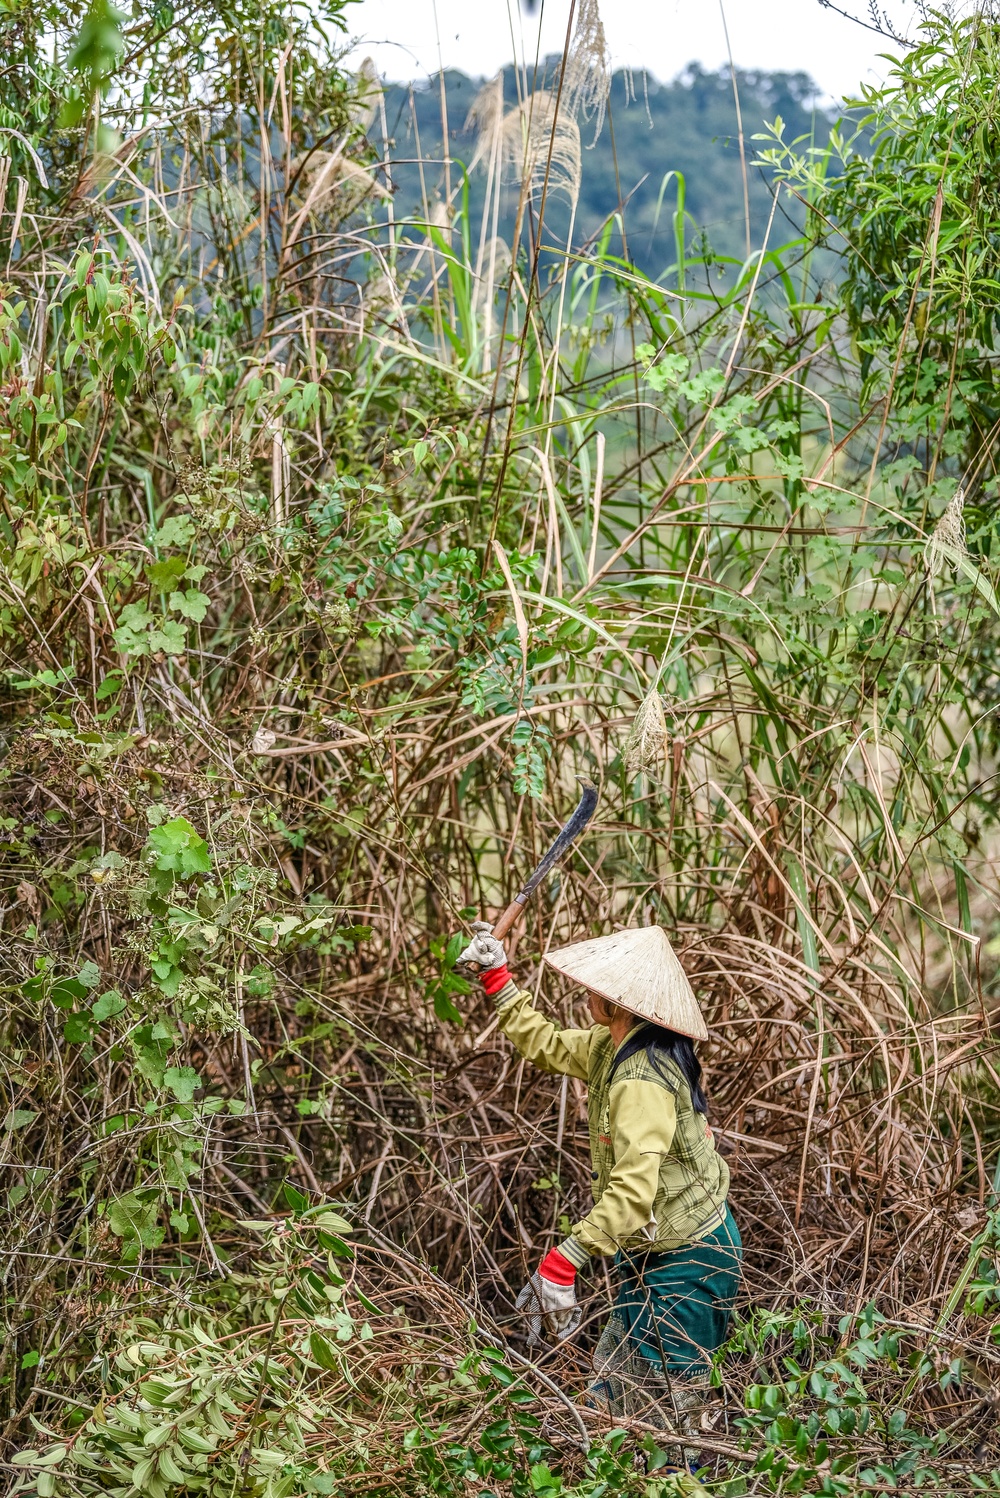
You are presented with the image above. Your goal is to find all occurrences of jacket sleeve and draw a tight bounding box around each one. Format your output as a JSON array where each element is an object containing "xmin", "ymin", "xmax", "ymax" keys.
[
  {"xmin": 563, "ymin": 1079, "xmax": 677, "ymax": 1261},
  {"xmin": 494, "ymin": 983, "xmax": 596, "ymax": 1081}
]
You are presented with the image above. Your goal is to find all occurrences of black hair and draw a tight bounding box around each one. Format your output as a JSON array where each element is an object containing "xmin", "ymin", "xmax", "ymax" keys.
[{"xmin": 608, "ymin": 1021, "xmax": 708, "ymax": 1113}]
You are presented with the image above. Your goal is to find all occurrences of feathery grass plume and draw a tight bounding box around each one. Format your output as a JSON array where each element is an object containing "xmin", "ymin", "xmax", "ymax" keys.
[
  {"xmin": 292, "ymin": 144, "xmax": 389, "ymax": 217},
  {"xmin": 352, "ymin": 57, "xmax": 383, "ymax": 132},
  {"xmin": 501, "ymin": 88, "xmax": 582, "ymax": 206},
  {"xmin": 625, "ymin": 686, "xmax": 668, "ymax": 774},
  {"xmin": 464, "ymin": 71, "xmax": 505, "ymax": 174},
  {"xmin": 563, "ymin": 0, "xmax": 612, "ymax": 143},
  {"xmin": 926, "ymin": 485, "xmax": 968, "ymax": 577}
]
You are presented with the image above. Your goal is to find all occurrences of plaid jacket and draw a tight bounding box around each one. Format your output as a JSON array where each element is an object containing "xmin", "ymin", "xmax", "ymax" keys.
[{"xmin": 496, "ymin": 984, "xmax": 730, "ymax": 1261}]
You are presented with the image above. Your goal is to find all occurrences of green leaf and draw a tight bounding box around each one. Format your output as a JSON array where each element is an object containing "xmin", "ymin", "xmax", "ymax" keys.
[
  {"xmin": 63, "ymin": 1014, "xmax": 93, "ymax": 1044},
  {"xmin": 147, "ymin": 817, "xmax": 212, "ymax": 877},
  {"xmin": 4, "ymin": 1109, "xmax": 38, "ymax": 1131},
  {"xmin": 163, "ymin": 1066, "xmax": 200, "ymax": 1103},
  {"xmin": 146, "ymin": 556, "xmax": 187, "ymax": 592},
  {"xmin": 77, "ymin": 960, "xmax": 101, "ymax": 990},
  {"xmin": 57, "ymin": 92, "xmax": 85, "ymax": 129},
  {"xmin": 68, "ymin": 0, "xmax": 125, "ymax": 86},
  {"xmin": 156, "ymin": 514, "xmax": 195, "ymax": 548},
  {"xmin": 11, "ymin": 1444, "xmax": 66, "ymax": 1468},
  {"xmin": 107, "ymin": 1192, "xmax": 164, "ymax": 1250},
  {"xmin": 20, "ymin": 1350, "xmax": 39, "ymax": 1370},
  {"xmin": 131, "ymin": 1023, "xmax": 173, "ymax": 1088},
  {"xmin": 113, "ymin": 603, "xmax": 155, "ymax": 657},
  {"xmin": 311, "ymin": 1210, "xmax": 353, "ymax": 1235},
  {"xmin": 309, "ymin": 1331, "xmax": 339, "ymax": 1370},
  {"xmin": 444, "ymin": 932, "xmax": 467, "ymax": 966},
  {"xmin": 91, "ymin": 989, "xmax": 125, "ymax": 1023},
  {"xmin": 168, "ymin": 587, "xmax": 210, "ymax": 622},
  {"xmin": 50, "ymin": 977, "xmax": 87, "ymax": 1009},
  {"xmin": 381, "ymin": 505, "xmax": 403, "ymax": 542},
  {"xmin": 148, "ymin": 618, "xmax": 187, "ymax": 654},
  {"xmin": 283, "ymin": 1182, "xmax": 310, "ymax": 1214},
  {"xmin": 785, "ymin": 852, "xmax": 820, "ymax": 974},
  {"xmin": 431, "ymin": 985, "xmax": 463, "ymax": 1024}
]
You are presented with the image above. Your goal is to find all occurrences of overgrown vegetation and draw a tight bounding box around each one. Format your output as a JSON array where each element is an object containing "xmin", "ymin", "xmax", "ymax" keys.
[
  {"xmin": 385, "ymin": 64, "xmax": 835, "ymax": 273},
  {"xmin": 2, "ymin": 0, "xmax": 1000, "ymax": 1493}
]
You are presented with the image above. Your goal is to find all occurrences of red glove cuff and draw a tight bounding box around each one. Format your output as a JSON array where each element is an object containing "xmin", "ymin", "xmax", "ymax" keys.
[
  {"xmin": 538, "ymin": 1247, "xmax": 577, "ymax": 1285},
  {"xmin": 481, "ymin": 964, "xmax": 512, "ymax": 996}
]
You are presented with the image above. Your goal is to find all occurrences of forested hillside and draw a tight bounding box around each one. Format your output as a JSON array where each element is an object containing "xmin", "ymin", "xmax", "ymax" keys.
[
  {"xmin": 382, "ymin": 64, "xmax": 835, "ymax": 272},
  {"xmin": 1, "ymin": 1, "xmax": 999, "ymax": 1495}
]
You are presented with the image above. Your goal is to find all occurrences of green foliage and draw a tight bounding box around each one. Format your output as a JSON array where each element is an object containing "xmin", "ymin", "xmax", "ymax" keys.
[
  {"xmin": 147, "ymin": 818, "xmax": 213, "ymax": 881},
  {"xmin": 67, "ymin": 0, "xmax": 125, "ymax": 97},
  {"xmin": 1, "ymin": 1, "xmax": 999, "ymax": 1493},
  {"xmin": 761, "ymin": 10, "xmax": 1000, "ymax": 478},
  {"xmin": 389, "ymin": 64, "xmax": 836, "ymax": 275}
]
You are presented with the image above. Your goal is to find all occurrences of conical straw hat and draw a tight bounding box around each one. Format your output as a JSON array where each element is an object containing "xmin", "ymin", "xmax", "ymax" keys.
[{"xmin": 544, "ymin": 927, "xmax": 708, "ymax": 1041}]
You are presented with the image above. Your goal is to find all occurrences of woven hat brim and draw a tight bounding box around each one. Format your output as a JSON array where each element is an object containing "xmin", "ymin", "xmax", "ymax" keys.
[{"xmin": 544, "ymin": 947, "xmax": 709, "ymax": 1042}]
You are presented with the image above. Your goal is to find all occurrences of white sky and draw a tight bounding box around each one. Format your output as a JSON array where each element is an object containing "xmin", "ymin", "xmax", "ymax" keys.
[{"xmin": 342, "ymin": 0, "xmax": 916, "ymax": 101}]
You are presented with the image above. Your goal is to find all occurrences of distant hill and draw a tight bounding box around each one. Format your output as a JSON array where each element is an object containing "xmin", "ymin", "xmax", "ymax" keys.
[{"xmin": 378, "ymin": 64, "xmax": 839, "ymax": 279}]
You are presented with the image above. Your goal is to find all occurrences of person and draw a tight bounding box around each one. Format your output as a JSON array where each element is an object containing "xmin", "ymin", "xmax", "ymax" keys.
[{"xmin": 456, "ymin": 921, "xmax": 742, "ymax": 1432}]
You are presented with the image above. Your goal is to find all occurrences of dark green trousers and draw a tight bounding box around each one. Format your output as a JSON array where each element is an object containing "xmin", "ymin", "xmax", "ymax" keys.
[{"xmin": 610, "ymin": 1206, "xmax": 743, "ymax": 1376}]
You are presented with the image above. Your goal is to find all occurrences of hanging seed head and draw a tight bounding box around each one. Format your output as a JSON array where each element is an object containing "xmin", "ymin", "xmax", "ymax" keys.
[
  {"xmin": 500, "ymin": 89, "xmax": 582, "ymax": 206},
  {"xmin": 926, "ymin": 486, "xmax": 967, "ymax": 578},
  {"xmin": 465, "ymin": 72, "xmax": 505, "ymax": 173},
  {"xmin": 352, "ymin": 58, "xmax": 383, "ymax": 132},
  {"xmin": 563, "ymin": 0, "xmax": 612, "ymax": 143},
  {"xmin": 625, "ymin": 688, "xmax": 667, "ymax": 774}
]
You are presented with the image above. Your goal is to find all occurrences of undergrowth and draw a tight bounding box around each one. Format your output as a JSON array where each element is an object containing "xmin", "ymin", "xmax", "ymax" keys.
[{"xmin": 1, "ymin": 0, "xmax": 1000, "ymax": 1493}]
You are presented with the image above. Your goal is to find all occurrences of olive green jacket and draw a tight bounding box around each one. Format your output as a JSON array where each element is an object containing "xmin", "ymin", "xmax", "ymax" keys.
[{"xmin": 495, "ymin": 982, "xmax": 730, "ymax": 1264}]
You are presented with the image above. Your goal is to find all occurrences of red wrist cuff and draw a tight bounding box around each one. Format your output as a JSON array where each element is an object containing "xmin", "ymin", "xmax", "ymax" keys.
[
  {"xmin": 481, "ymin": 964, "xmax": 511, "ymax": 996},
  {"xmin": 538, "ymin": 1247, "xmax": 577, "ymax": 1285}
]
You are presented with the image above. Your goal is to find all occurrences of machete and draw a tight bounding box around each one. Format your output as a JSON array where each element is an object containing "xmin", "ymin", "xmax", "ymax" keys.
[{"xmin": 461, "ymin": 779, "xmax": 598, "ymax": 967}]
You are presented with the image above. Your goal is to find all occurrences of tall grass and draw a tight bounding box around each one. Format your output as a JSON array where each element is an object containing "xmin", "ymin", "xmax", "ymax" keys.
[{"xmin": 1, "ymin": 1, "xmax": 999, "ymax": 1492}]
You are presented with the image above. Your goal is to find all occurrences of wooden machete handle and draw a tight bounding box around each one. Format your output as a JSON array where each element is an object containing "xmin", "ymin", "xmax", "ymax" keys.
[
  {"xmin": 459, "ymin": 897, "xmax": 527, "ymax": 975},
  {"xmin": 491, "ymin": 896, "xmax": 527, "ymax": 943}
]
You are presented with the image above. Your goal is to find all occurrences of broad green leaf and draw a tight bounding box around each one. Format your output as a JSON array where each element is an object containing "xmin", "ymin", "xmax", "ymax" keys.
[
  {"xmin": 12, "ymin": 1445, "xmax": 66, "ymax": 1468},
  {"xmin": 108, "ymin": 1192, "xmax": 164, "ymax": 1250},
  {"xmin": 155, "ymin": 514, "xmax": 195, "ymax": 548},
  {"xmin": 146, "ymin": 556, "xmax": 187, "ymax": 592},
  {"xmin": 168, "ymin": 587, "xmax": 210, "ymax": 622},
  {"xmin": 91, "ymin": 989, "xmax": 125, "ymax": 1023},
  {"xmin": 309, "ymin": 1331, "xmax": 339, "ymax": 1370},
  {"xmin": 311, "ymin": 1210, "xmax": 353, "ymax": 1235},
  {"xmin": 147, "ymin": 818, "xmax": 211, "ymax": 877},
  {"xmin": 163, "ymin": 1066, "xmax": 200, "ymax": 1103},
  {"xmin": 63, "ymin": 1015, "xmax": 92, "ymax": 1044}
]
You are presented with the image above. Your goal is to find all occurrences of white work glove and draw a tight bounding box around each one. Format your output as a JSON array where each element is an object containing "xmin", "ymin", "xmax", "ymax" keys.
[
  {"xmin": 515, "ymin": 1271, "xmax": 581, "ymax": 1346},
  {"xmin": 455, "ymin": 920, "xmax": 507, "ymax": 971}
]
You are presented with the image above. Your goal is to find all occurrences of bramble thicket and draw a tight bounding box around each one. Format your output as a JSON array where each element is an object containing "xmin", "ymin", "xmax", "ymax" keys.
[{"xmin": 1, "ymin": 1, "xmax": 1000, "ymax": 1493}]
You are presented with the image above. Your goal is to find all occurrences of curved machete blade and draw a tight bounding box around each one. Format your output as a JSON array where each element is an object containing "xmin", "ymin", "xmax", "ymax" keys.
[{"xmin": 514, "ymin": 778, "xmax": 598, "ymax": 903}]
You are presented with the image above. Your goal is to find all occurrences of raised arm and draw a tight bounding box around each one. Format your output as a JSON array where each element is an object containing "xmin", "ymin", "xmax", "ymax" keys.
[
  {"xmin": 455, "ymin": 919, "xmax": 596, "ymax": 1080},
  {"xmin": 493, "ymin": 980, "xmax": 596, "ymax": 1081}
]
